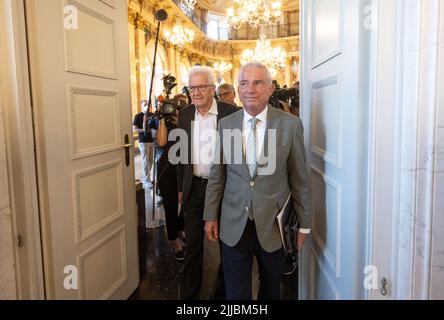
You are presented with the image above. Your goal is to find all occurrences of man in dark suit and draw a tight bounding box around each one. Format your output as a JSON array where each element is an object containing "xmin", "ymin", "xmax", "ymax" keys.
[
  {"xmin": 177, "ymin": 66, "xmax": 237, "ymax": 299},
  {"xmin": 203, "ymin": 62, "xmax": 312, "ymax": 300},
  {"xmin": 216, "ymin": 83, "xmax": 240, "ymax": 108}
]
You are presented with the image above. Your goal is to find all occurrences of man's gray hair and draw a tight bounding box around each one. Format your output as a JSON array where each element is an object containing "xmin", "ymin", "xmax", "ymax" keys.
[
  {"xmin": 188, "ymin": 65, "xmax": 217, "ymax": 86},
  {"xmin": 238, "ymin": 61, "xmax": 272, "ymax": 84},
  {"xmin": 217, "ymin": 83, "xmax": 236, "ymax": 93}
]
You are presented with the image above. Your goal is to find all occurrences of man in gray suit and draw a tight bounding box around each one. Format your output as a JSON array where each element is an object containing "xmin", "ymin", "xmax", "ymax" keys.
[{"xmin": 203, "ymin": 62, "xmax": 312, "ymax": 300}]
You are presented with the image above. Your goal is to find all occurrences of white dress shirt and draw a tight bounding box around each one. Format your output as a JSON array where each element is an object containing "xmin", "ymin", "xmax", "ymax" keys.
[
  {"xmin": 242, "ymin": 106, "xmax": 310, "ymax": 234},
  {"xmin": 192, "ymin": 98, "xmax": 218, "ymax": 178}
]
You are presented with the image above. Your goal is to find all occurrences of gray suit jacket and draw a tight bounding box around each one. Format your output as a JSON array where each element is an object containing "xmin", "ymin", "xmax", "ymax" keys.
[{"xmin": 203, "ymin": 106, "xmax": 312, "ymax": 253}]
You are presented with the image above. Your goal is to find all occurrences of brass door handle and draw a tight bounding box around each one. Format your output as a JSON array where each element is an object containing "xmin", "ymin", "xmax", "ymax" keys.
[{"xmin": 123, "ymin": 134, "xmax": 132, "ymax": 167}]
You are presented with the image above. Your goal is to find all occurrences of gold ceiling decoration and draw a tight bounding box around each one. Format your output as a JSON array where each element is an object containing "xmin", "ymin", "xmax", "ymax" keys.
[
  {"xmin": 241, "ymin": 35, "xmax": 286, "ymax": 76},
  {"xmin": 227, "ymin": 0, "xmax": 282, "ymax": 30}
]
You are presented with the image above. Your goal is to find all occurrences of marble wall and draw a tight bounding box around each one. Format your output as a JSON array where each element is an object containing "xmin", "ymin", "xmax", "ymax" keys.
[
  {"xmin": 0, "ymin": 66, "xmax": 17, "ymax": 299},
  {"xmin": 396, "ymin": 0, "xmax": 444, "ymax": 300},
  {"xmin": 430, "ymin": 1, "xmax": 444, "ymax": 299}
]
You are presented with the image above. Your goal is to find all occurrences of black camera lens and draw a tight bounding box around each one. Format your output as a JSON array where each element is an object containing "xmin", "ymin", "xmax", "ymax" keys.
[{"xmin": 161, "ymin": 102, "xmax": 176, "ymax": 115}]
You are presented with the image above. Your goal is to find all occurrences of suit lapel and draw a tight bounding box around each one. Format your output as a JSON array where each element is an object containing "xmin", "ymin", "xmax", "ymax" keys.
[
  {"xmin": 229, "ymin": 110, "xmax": 251, "ymax": 180},
  {"xmin": 217, "ymin": 102, "xmax": 230, "ymax": 127},
  {"xmin": 185, "ymin": 106, "xmax": 195, "ymax": 165},
  {"xmin": 217, "ymin": 103, "xmax": 223, "ymax": 125}
]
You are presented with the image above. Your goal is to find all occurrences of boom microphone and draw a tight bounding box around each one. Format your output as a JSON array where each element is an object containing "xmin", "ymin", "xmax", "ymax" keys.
[
  {"xmin": 155, "ymin": 9, "xmax": 168, "ymax": 22},
  {"xmin": 147, "ymin": 8, "xmax": 168, "ymax": 221}
]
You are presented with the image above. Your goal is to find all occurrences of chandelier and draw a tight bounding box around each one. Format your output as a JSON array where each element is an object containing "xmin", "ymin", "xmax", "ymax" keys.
[
  {"xmin": 164, "ymin": 22, "xmax": 194, "ymax": 48},
  {"xmin": 213, "ymin": 60, "xmax": 233, "ymax": 75},
  {"xmin": 227, "ymin": 0, "xmax": 282, "ymax": 30},
  {"xmin": 241, "ymin": 35, "xmax": 286, "ymax": 77}
]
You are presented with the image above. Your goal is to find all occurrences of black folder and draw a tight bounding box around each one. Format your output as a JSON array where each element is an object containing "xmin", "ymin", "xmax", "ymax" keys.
[{"xmin": 276, "ymin": 193, "xmax": 300, "ymax": 253}]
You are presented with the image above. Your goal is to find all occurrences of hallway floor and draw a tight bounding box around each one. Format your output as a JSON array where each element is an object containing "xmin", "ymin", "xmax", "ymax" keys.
[{"xmin": 131, "ymin": 153, "xmax": 299, "ymax": 300}]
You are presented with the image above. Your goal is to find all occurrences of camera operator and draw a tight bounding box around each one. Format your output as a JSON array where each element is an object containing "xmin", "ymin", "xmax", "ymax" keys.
[
  {"xmin": 269, "ymin": 80, "xmax": 299, "ymax": 116},
  {"xmin": 290, "ymin": 82, "xmax": 300, "ymax": 117},
  {"xmin": 156, "ymin": 93, "xmax": 187, "ymax": 261}
]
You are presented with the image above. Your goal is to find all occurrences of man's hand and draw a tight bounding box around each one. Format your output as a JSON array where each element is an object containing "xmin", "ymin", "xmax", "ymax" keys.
[
  {"xmin": 178, "ymin": 192, "xmax": 183, "ymax": 206},
  {"xmin": 297, "ymin": 232, "xmax": 308, "ymax": 250},
  {"xmin": 171, "ymin": 114, "xmax": 178, "ymax": 125},
  {"xmin": 204, "ymin": 221, "xmax": 219, "ymax": 242}
]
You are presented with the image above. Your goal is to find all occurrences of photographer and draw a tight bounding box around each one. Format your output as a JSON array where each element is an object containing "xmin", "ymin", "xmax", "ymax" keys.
[
  {"xmin": 133, "ymin": 100, "xmax": 154, "ymax": 189},
  {"xmin": 156, "ymin": 93, "xmax": 187, "ymax": 261}
]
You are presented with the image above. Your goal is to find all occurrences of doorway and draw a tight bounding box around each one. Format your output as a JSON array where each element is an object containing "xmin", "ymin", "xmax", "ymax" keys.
[{"xmin": 8, "ymin": 0, "xmax": 432, "ymax": 301}]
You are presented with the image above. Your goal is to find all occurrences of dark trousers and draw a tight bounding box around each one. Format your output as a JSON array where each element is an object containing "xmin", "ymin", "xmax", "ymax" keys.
[
  {"xmin": 211, "ymin": 241, "xmax": 225, "ymax": 300},
  {"xmin": 221, "ymin": 219, "xmax": 285, "ymax": 300},
  {"xmin": 157, "ymin": 162, "xmax": 184, "ymax": 241},
  {"xmin": 180, "ymin": 176, "xmax": 207, "ymax": 299}
]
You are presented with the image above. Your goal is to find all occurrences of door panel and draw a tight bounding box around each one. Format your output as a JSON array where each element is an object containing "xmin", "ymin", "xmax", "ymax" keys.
[
  {"xmin": 300, "ymin": 0, "xmax": 370, "ymax": 299},
  {"xmin": 26, "ymin": 0, "xmax": 138, "ymax": 299}
]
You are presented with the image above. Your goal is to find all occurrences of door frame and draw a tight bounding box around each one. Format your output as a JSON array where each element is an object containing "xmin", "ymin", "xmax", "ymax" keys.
[
  {"xmin": 0, "ymin": 0, "xmax": 45, "ymax": 299},
  {"xmin": 366, "ymin": 0, "xmax": 443, "ymax": 300},
  {"xmin": 298, "ymin": 0, "xmax": 434, "ymax": 300},
  {"xmin": 365, "ymin": 0, "xmax": 405, "ymax": 300}
]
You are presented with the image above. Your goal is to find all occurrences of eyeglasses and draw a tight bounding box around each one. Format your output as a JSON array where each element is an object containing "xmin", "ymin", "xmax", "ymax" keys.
[
  {"xmin": 218, "ymin": 91, "xmax": 233, "ymax": 98},
  {"xmin": 188, "ymin": 85, "xmax": 215, "ymax": 93}
]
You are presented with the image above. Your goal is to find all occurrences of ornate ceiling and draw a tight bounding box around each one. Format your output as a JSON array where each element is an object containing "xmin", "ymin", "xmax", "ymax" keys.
[{"xmin": 196, "ymin": 0, "xmax": 298, "ymax": 15}]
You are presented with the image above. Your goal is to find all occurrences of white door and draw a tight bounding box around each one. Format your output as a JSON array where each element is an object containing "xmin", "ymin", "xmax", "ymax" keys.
[
  {"xmin": 26, "ymin": 0, "xmax": 139, "ymax": 299},
  {"xmin": 299, "ymin": 0, "xmax": 371, "ymax": 299}
]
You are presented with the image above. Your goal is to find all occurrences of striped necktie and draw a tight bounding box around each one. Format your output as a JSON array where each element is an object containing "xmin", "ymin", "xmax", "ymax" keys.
[{"xmin": 246, "ymin": 118, "xmax": 259, "ymax": 179}]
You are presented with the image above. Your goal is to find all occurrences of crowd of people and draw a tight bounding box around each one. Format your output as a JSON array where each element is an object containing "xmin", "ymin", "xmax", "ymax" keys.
[{"xmin": 133, "ymin": 62, "xmax": 311, "ymax": 300}]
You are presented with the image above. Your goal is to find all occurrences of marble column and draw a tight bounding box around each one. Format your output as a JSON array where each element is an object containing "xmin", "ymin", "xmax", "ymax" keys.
[
  {"xmin": 232, "ymin": 58, "xmax": 241, "ymax": 105},
  {"xmin": 134, "ymin": 18, "xmax": 149, "ymax": 106},
  {"xmin": 175, "ymin": 48, "xmax": 183, "ymax": 95},
  {"xmin": 284, "ymin": 57, "xmax": 292, "ymax": 87},
  {"xmin": 128, "ymin": 15, "xmax": 138, "ymax": 118},
  {"xmin": 167, "ymin": 43, "xmax": 178, "ymax": 95},
  {"xmin": 396, "ymin": 0, "xmax": 444, "ymax": 300}
]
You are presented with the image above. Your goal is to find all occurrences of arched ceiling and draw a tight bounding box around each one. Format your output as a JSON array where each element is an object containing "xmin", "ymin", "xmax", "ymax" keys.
[{"xmin": 196, "ymin": 0, "xmax": 298, "ymax": 15}]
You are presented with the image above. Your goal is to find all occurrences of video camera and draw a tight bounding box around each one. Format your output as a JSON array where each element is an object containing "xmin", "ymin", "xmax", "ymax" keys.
[
  {"xmin": 154, "ymin": 74, "xmax": 187, "ymax": 122},
  {"xmin": 269, "ymin": 81, "xmax": 299, "ymax": 110}
]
